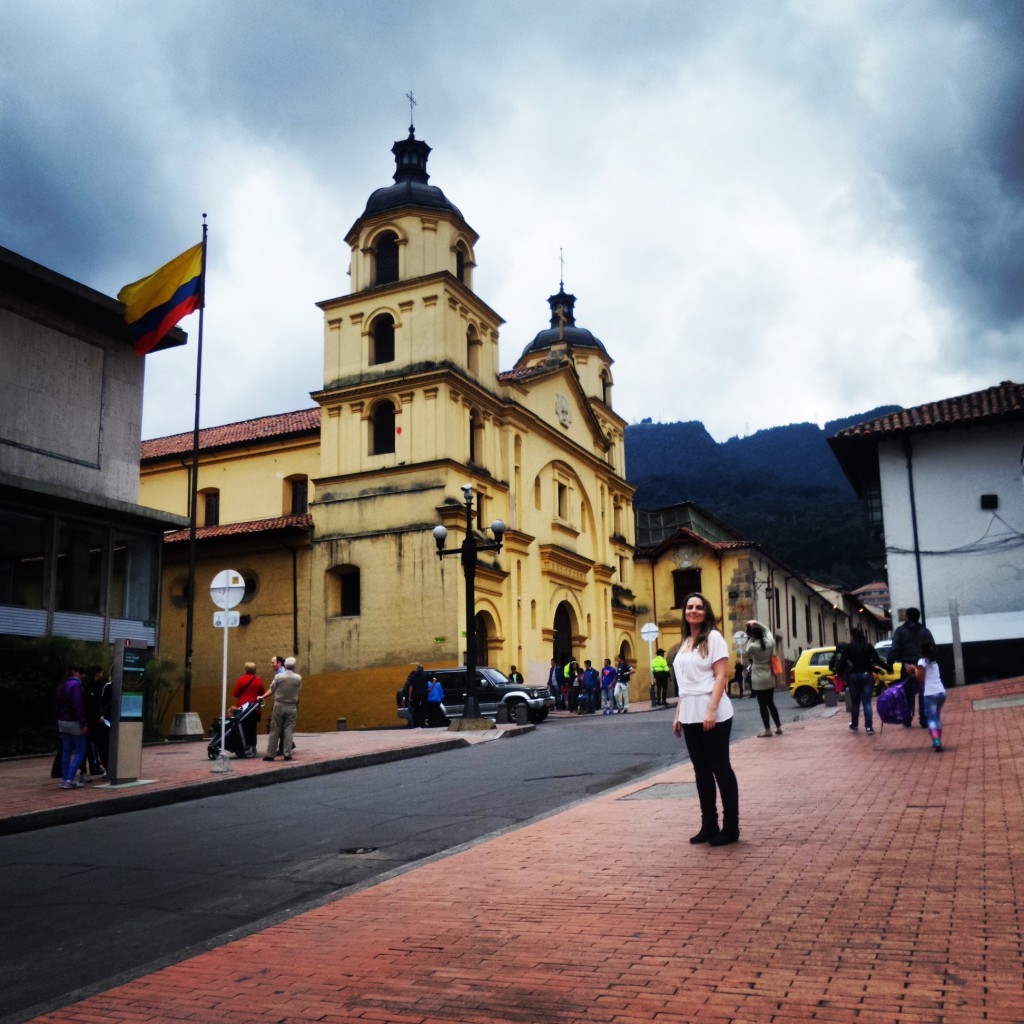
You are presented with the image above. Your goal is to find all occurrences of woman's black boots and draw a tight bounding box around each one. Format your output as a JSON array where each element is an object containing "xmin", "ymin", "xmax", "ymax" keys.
[
  {"xmin": 689, "ymin": 816, "xmax": 720, "ymax": 844},
  {"xmin": 709, "ymin": 820, "xmax": 739, "ymax": 846}
]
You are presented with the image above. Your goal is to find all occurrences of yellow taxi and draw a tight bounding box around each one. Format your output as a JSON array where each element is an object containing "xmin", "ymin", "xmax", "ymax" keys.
[{"xmin": 789, "ymin": 645, "xmax": 900, "ymax": 708}]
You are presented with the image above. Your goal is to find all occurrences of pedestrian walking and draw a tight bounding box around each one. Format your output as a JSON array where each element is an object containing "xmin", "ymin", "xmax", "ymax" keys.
[
  {"xmin": 547, "ymin": 659, "xmax": 562, "ymax": 709},
  {"xmin": 55, "ymin": 666, "xmax": 88, "ymax": 790},
  {"xmin": 673, "ymin": 593, "xmax": 739, "ymax": 846},
  {"xmin": 917, "ymin": 640, "xmax": 947, "ymax": 751},
  {"xmin": 744, "ymin": 620, "xmax": 781, "ymax": 737},
  {"xmin": 731, "ymin": 659, "xmax": 745, "ymax": 699},
  {"xmin": 614, "ymin": 656, "xmax": 634, "ymax": 713},
  {"xmin": 841, "ymin": 628, "xmax": 887, "ymax": 735},
  {"xmin": 263, "ymin": 657, "xmax": 302, "ymax": 761},
  {"xmin": 888, "ymin": 607, "xmax": 934, "ymax": 729}
]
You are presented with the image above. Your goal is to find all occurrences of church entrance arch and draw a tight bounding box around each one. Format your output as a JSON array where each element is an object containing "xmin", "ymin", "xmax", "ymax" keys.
[{"xmin": 552, "ymin": 602, "xmax": 574, "ymax": 667}]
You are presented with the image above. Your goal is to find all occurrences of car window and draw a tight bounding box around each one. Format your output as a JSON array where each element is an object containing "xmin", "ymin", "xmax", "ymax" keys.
[
  {"xmin": 440, "ymin": 673, "xmax": 467, "ymax": 701},
  {"xmin": 811, "ymin": 651, "xmax": 833, "ymax": 666}
]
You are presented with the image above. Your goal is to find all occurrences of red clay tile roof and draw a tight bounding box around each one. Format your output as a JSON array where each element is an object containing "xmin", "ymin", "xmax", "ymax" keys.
[
  {"xmin": 498, "ymin": 366, "xmax": 552, "ymax": 382},
  {"xmin": 142, "ymin": 408, "xmax": 320, "ymax": 461},
  {"xmin": 163, "ymin": 513, "xmax": 312, "ymax": 544},
  {"xmin": 834, "ymin": 381, "xmax": 1024, "ymax": 439}
]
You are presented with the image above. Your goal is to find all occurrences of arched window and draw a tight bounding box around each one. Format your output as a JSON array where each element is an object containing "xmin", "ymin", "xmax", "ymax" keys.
[
  {"xmin": 199, "ymin": 488, "xmax": 219, "ymax": 527},
  {"xmin": 374, "ymin": 232, "xmax": 399, "ymax": 285},
  {"xmin": 469, "ymin": 408, "xmax": 484, "ymax": 465},
  {"xmin": 456, "ymin": 247, "xmax": 465, "ymax": 282},
  {"xmin": 370, "ymin": 401, "xmax": 396, "ymax": 455},
  {"xmin": 466, "ymin": 325, "xmax": 480, "ymax": 376},
  {"xmin": 601, "ymin": 370, "xmax": 612, "ymax": 405},
  {"xmin": 370, "ymin": 314, "xmax": 395, "ymax": 365},
  {"xmin": 286, "ymin": 475, "xmax": 308, "ymax": 515}
]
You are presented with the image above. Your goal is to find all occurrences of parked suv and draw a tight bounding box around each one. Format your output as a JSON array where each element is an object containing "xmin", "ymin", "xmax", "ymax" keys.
[
  {"xmin": 789, "ymin": 646, "xmax": 901, "ymax": 707},
  {"xmin": 398, "ymin": 667, "xmax": 554, "ymax": 724}
]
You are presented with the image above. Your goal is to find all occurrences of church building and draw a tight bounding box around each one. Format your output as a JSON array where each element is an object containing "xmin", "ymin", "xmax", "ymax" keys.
[{"xmin": 140, "ymin": 128, "xmax": 638, "ymax": 729}]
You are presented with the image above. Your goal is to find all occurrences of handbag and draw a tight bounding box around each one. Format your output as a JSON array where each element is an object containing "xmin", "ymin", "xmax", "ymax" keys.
[
  {"xmin": 58, "ymin": 720, "xmax": 83, "ymax": 735},
  {"xmin": 770, "ymin": 655, "xmax": 783, "ymax": 675}
]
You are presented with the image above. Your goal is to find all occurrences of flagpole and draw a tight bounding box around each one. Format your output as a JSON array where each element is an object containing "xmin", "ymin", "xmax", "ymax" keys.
[{"xmin": 183, "ymin": 215, "xmax": 208, "ymax": 713}]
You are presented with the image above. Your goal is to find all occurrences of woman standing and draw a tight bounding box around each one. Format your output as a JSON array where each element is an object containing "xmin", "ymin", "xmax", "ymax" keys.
[
  {"xmin": 744, "ymin": 620, "xmax": 782, "ymax": 737},
  {"xmin": 672, "ymin": 593, "xmax": 739, "ymax": 846}
]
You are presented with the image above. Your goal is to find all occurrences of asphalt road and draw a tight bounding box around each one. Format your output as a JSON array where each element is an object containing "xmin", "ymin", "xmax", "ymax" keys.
[{"xmin": 0, "ymin": 698, "xmax": 772, "ymax": 1022}]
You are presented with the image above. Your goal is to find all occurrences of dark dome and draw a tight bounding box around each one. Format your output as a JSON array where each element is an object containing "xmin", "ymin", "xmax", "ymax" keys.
[
  {"xmin": 519, "ymin": 288, "xmax": 608, "ymax": 359},
  {"xmin": 359, "ymin": 130, "xmax": 464, "ymax": 220}
]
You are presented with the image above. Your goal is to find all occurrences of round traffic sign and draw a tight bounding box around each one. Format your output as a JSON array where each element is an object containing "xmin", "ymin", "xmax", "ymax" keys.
[
  {"xmin": 210, "ymin": 569, "xmax": 246, "ymax": 610},
  {"xmin": 640, "ymin": 622, "xmax": 659, "ymax": 642}
]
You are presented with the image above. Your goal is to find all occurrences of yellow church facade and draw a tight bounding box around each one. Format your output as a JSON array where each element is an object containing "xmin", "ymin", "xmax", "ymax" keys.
[{"xmin": 141, "ymin": 129, "xmax": 638, "ymax": 730}]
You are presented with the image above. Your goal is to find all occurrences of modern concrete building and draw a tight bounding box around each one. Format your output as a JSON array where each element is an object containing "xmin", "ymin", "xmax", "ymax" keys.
[
  {"xmin": 0, "ymin": 245, "xmax": 187, "ymax": 651},
  {"xmin": 829, "ymin": 381, "xmax": 1024, "ymax": 682}
]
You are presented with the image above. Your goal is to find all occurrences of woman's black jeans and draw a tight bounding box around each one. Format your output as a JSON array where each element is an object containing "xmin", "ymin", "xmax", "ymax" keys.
[
  {"xmin": 681, "ymin": 718, "xmax": 739, "ymax": 829},
  {"xmin": 755, "ymin": 688, "xmax": 781, "ymax": 730}
]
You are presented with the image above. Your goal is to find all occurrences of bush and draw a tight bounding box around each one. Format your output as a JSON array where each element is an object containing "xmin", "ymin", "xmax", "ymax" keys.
[{"xmin": 0, "ymin": 636, "xmax": 110, "ymax": 758}]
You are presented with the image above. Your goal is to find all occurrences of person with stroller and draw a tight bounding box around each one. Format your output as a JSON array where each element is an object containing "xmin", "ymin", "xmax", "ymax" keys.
[
  {"xmin": 744, "ymin": 620, "xmax": 781, "ymax": 737},
  {"xmin": 841, "ymin": 628, "xmax": 887, "ymax": 735},
  {"xmin": 232, "ymin": 661, "xmax": 265, "ymax": 754}
]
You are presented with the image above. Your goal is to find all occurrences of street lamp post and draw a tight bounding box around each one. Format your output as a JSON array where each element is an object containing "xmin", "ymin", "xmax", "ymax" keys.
[{"xmin": 433, "ymin": 484, "xmax": 505, "ymax": 719}]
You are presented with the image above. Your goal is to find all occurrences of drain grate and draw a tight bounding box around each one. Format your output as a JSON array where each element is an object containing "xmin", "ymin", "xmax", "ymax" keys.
[
  {"xmin": 622, "ymin": 782, "xmax": 698, "ymax": 800},
  {"xmin": 338, "ymin": 847, "xmax": 378, "ymax": 855}
]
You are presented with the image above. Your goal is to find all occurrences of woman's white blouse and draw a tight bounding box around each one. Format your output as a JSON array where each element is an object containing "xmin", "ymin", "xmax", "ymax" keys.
[{"xmin": 673, "ymin": 629, "xmax": 734, "ymax": 725}]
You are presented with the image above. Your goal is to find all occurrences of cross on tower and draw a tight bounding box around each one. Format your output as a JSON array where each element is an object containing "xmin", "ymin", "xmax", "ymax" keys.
[{"xmin": 406, "ymin": 90, "xmax": 417, "ymax": 133}]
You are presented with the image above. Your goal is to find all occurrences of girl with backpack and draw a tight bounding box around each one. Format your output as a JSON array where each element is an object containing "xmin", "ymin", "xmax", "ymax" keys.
[{"xmin": 916, "ymin": 640, "xmax": 946, "ymax": 752}]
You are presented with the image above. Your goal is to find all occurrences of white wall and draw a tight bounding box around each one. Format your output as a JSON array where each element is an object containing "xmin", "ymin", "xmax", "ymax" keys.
[{"xmin": 878, "ymin": 423, "xmax": 1024, "ymax": 640}]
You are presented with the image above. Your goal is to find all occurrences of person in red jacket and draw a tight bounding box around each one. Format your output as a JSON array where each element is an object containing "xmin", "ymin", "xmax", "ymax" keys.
[{"xmin": 232, "ymin": 661, "xmax": 265, "ymax": 752}]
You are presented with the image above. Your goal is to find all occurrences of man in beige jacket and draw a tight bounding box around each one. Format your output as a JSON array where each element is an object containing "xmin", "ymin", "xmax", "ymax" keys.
[{"xmin": 263, "ymin": 656, "xmax": 302, "ymax": 761}]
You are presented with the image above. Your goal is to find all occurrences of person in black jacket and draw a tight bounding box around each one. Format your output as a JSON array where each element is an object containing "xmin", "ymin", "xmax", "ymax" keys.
[
  {"xmin": 888, "ymin": 608, "xmax": 935, "ymax": 728},
  {"xmin": 842, "ymin": 629, "xmax": 888, "ymax": 735},
  {"xmin": 406, "ymin": 664, "xmax": 430, "ymax": 728}
]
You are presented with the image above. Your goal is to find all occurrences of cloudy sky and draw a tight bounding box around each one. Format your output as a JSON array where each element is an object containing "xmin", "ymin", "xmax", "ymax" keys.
[{"xmin": 3, "ymin": 0, "xmax": 1022, "ymax": 443}]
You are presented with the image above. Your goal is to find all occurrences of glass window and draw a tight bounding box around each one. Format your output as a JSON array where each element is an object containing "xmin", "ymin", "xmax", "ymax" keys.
[
  {"xmin": 290, "ymin": 478, "xmax": 308, "ymax": 515},
  {"xmin": 672, "ymin": 568, "xmax": 702, "ymax": 609},
  {"xmin": 203, "ymin": 491, "xmax": 220, "ymax": 527},
  {"xmin": 109, "ymin": 532, "xmax": 158, "ymax": 622},
  {"xmin": 0, "ymin": 509, "xmax": 47, "ymax": 609},
  {"xmin": 55, "ymin": 519, "xmax": 105, "ymax": 614}
]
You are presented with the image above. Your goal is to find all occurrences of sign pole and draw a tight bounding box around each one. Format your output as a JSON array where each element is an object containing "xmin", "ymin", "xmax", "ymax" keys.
[{"xmin": 209, "ymin": 569, "xmax": 246, "ymax": 775}]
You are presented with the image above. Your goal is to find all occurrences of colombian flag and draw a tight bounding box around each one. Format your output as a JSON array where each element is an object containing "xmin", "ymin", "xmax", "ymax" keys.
[{"xmin": 118, "ymin": 243, "xmax": 203, "ymax": 357}]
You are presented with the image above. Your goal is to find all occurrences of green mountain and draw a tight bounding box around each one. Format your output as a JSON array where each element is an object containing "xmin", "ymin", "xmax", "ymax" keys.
[{"xmin": 624, "ymin": 408, "xmax": 900, "ymax": 590}]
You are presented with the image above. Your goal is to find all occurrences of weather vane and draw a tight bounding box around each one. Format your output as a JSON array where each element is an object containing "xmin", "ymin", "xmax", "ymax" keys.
[{"xmin": 406, "ymin": 89, "xmax": 416, "ymax": 133}]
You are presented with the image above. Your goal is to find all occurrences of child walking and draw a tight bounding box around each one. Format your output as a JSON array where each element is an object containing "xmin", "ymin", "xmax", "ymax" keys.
[{"xmin": 916, "ymin": 640, "xmax": 946, "ymax": 751}]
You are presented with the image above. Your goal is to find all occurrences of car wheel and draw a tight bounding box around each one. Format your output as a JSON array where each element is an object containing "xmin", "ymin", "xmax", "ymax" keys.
[{"xmin": 794, "ymin": 686, "xmax": 819, "ymax": 708}]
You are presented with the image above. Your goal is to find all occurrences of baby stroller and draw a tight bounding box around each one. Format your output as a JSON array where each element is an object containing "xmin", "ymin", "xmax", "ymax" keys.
[{"xmin": 207, "ymin": 700, "xmax": 261, "ymax": 760}]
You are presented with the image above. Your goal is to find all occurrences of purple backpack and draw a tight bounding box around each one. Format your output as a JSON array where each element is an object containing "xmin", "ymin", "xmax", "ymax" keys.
[{"xmin": 876, "ymin": 682, "xmax": 909, "ymax": 726}]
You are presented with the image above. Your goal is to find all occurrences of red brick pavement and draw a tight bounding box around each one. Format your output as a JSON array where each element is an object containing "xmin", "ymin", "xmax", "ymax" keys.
[{"xmin": 21, "ymin": 678, "xmax": 1024, "ymax": 1024}]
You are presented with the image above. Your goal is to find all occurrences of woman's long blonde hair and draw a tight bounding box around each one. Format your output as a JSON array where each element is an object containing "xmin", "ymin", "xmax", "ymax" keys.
[{"xmin": 683, "ymin": 592, "xmax": 718, "ymax": 658}]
